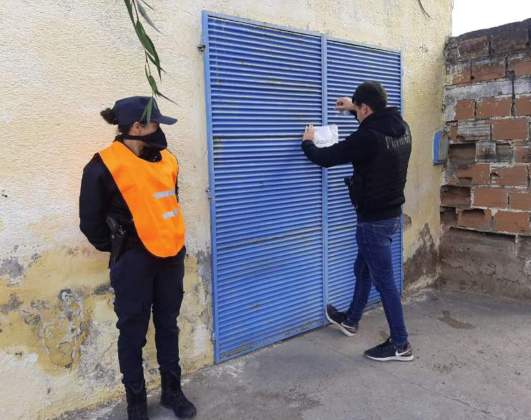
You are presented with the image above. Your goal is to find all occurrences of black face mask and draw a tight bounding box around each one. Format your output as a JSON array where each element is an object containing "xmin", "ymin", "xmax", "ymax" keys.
[
  {"xmin": 351, "ymin": 110, "xmax": 358, "ymax": 121},
  {"xmin": 116, "ymin": 127, "xmax": 167, "ymax": 150}
]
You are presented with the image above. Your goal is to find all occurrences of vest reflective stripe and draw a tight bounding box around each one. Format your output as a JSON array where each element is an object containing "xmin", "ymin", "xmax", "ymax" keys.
[
  {"xmin": 99, "ymin": 142, "xmax": 185, "ymax": 257},
  {"xmin": 154, "ymin": 190, "xmax": 177, "ymax": 200},
  {"xmin": 163, "ymin": 209, "xmax": 179, "ymax": 220}
]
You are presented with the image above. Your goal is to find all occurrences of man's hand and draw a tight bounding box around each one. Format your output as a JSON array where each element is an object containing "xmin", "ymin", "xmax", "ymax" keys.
[
  {"xmin": 303, "ymin": 124, "xmax": 315, "ymax": 142},
  {"xmin": 336, "ymin": 97, "xmax": 354, "ymax": 112}
]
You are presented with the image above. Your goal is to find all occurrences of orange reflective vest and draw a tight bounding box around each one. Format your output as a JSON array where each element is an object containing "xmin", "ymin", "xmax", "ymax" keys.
[{"xmin": 99, "ymin": 141, "xmax": 185, "ymax": 258}]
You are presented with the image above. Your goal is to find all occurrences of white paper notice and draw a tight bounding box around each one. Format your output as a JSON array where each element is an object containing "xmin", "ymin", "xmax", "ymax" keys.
[{"xmin": 313, "ymin": 124, "xmax": 339, "ymax": 148}]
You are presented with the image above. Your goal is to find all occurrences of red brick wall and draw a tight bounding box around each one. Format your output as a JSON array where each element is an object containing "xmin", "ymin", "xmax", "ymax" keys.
[
  {"xmin": 440, "ymin": 19, "xmax": 531, "ymax": 300},
  {"xmin": 442, "ymin": 19, "xmax": 531, "ymax": 236}
]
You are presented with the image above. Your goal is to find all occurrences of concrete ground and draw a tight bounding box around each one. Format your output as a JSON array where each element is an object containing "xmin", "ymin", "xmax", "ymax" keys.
[{"xmin": 69, "ymin": 290, "xmax": 531, "ymax": 420}]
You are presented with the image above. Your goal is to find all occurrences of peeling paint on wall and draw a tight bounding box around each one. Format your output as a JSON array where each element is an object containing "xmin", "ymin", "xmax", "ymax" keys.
[
  {"xmin": 0, "ymin": 257, "xmax": 25, "ymax": 281},
  {"xmin": 0, "ymin": 249, "xmax": 213, "ymax": 419}
]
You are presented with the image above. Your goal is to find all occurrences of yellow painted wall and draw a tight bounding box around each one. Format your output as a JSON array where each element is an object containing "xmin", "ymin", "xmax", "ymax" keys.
[{"xmin": 0, "ymin": 1, "xmax": 452, "ymax": 418}]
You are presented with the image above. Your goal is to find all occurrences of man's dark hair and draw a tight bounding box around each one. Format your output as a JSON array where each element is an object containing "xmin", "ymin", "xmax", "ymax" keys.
[{"xmin": 352, "ymin": 81, "xmax": 388, "ymax": 112}]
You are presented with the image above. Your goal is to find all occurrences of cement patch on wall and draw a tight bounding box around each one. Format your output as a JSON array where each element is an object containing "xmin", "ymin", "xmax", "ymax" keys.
[
  {"xmin": 438, "ymin": 229, "xmax": 531, "ymax": 300},
  {"xmin": 404, "ymin": 223, "xmax": 439, "ymax": 292}
]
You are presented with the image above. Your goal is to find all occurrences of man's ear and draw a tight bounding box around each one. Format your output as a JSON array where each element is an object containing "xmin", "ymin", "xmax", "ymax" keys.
[{"xmin": 362, "ymin": 103, "xmax": 372, "ymax": 115}]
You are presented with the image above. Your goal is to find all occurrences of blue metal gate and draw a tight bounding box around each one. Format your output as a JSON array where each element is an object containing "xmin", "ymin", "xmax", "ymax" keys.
[{"xmin": 202, "ymin": 12, "xmax": 403, "ymax": 362}]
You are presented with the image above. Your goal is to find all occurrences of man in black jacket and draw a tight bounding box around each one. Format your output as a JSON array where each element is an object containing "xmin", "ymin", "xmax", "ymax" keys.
[{"xmin": 301, "ymin": 81, "xmax": 413, "ymax": 362}]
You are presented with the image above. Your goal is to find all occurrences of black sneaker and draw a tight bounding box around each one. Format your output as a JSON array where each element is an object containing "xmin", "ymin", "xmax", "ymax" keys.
[
  {"xmin": 364, "ymin": 338, "xmax": 414, "ymax": 362},
  {"xmin": 326, "ymin": 305, "xmax": 358, "ymax": 337}
]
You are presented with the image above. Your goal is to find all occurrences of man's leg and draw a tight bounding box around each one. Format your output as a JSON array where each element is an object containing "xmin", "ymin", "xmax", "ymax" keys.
[
  {"xmin": 359, "ymin": 218, "xmax": 412, "ymax": 361},
  {"xmin": 345, "ymin": 243, "xmax": 372, "ymax": 326},
  {"xmin": 326, "ymin": 225, "xmax": 372, "ymax": 336},
  {"xmin": 153, "ymin": 247, "xmax": 196, "ymax": 418}
]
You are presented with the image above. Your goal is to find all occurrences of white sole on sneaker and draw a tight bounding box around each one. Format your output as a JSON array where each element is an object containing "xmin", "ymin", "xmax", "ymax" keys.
[
  {"xmin": 325, "ymin": 311, "xmax": 357, "ymax": 337},
  {"xmin": 365, "ymin": 353, "xmax": 415, "ymax": 362}
]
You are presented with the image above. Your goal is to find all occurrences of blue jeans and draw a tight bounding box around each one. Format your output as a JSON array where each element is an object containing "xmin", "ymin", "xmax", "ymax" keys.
[{"xmin": 345, "ymin": 217, "xmax": 408, "ymax": 346}]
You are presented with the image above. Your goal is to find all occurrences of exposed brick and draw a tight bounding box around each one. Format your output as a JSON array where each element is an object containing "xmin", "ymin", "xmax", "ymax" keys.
[
  {"xmin": 496, "ymin": 143, "xmax": 514, "ymax": 163},
  {"xmin": 447, "ymin": 122, "xmax": 458, "ymax": 141},
  {"xmin": 515, "ymin": 77, "xmax": 531, "ymax": 96},
  {"xmin": 456, "ymin": 163, "xmax": 491, "ymax": 185},
  {"xmin": 491, "ymin": 165, "xmax": 529, "ymax": 187},
  {"xmin": 476, "ymin": 141, "xmax": 497, "ymax": 162},
  {"xmin": 458, "ymin": 208, "xmax": 493, "ymax": 230},
  {"xmin": 445, "ymin": 38, "xmax": 459, "ymax": 64},
  {"xmin": 445, "ymin": 79, "xmax": 513, "ymax": 103},
  {"xmin": 441, "ymin": 185, "xmax": 471, "ymax": 207},
  {"xmin": 449, "ymin": 143, "xmax": 477, "ymax": 165},
  {"xmin": 454, "ymin": 99, "xmax": 475, "ymax": 120},
  {"xmin": 457, "ymin": 36, "xmax": 490, "ymax": 60},
  {"xmin": 447, "ymin": 62, "xmax": 471, "ymax": 85},
  {"xmin": 515, "ymin": 146, "xmax": 531, "ymax": 163},
  {"xmin": 471, "ymin": 57, "xmax": 506, "ymax": 82},
  {"xmin": 510, "ymin": 191, "xmax": 531, "ymax": 210},
  {"xmin": 492, "ymin": 118, "xmax": 529, "ymax": 141},
  {"xmin": 476, "ymin": 97, "xmax": 512, "ymax": 118},
  {"xmin": 443, "ymin": 82, "xmax": 515, "ymax": 121},
  {"xmin": 440, "ymin": 207, "xmax": 458, "ymax": 228},
  {"xmin": 473, "ymin": 187, "xmax": 508, "ymax": 208},
  {"xmin": 457, "ymin": 120, "xmax": 491, "ymax": 141},
  {"xmin": 491, "ymin": 28, "xmax": 529, "ymax": 54},
  {"xmin": 515, "ymin": 95, "xmax": 531, "ymax": 116},
  {"xmin": 509, "ymin": 56, "xmax": 531, "ymax": 77},
  {"xmin": 494, "ymin": 210, "xmax": 530, "ymax": 234}
]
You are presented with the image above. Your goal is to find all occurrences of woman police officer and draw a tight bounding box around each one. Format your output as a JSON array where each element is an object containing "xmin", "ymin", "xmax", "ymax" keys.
[{"xmin": 79, "ymin": 96, "xmax": 196, "ymax": 420}]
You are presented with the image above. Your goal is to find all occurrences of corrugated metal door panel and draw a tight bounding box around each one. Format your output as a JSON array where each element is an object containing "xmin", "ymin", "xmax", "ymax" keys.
[
  {"xmin": 204, "ymin": 13, "xmax": 324, "ymax": 362},
  {"xmin": 325, "ymin": 40, "xmax": 403, "ymax": 311}
]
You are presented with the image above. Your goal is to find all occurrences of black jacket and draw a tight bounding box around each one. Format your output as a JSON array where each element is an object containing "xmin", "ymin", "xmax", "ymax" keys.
[
  {"xmin": 301, "ymin": 107, "xmax": 411, "ymax": 221},
  {"xmin": 79, "ymin": 143, "xmax": 178, "ymax": 253}
]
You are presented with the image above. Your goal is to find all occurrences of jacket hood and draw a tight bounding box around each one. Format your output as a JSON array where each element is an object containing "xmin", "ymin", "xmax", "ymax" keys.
[{"xmin": 360, "ymin": 107, "xmax": 406, "ymax": 138}]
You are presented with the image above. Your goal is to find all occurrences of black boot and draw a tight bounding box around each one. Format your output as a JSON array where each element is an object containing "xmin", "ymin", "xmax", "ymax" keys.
[
  {"xmin": 125, "ymin": 382, "xmax": 149, "ymax": 420},
  {"xmin": 160, "ymin": 370, "xmax": 197, "ymax": 418}
]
